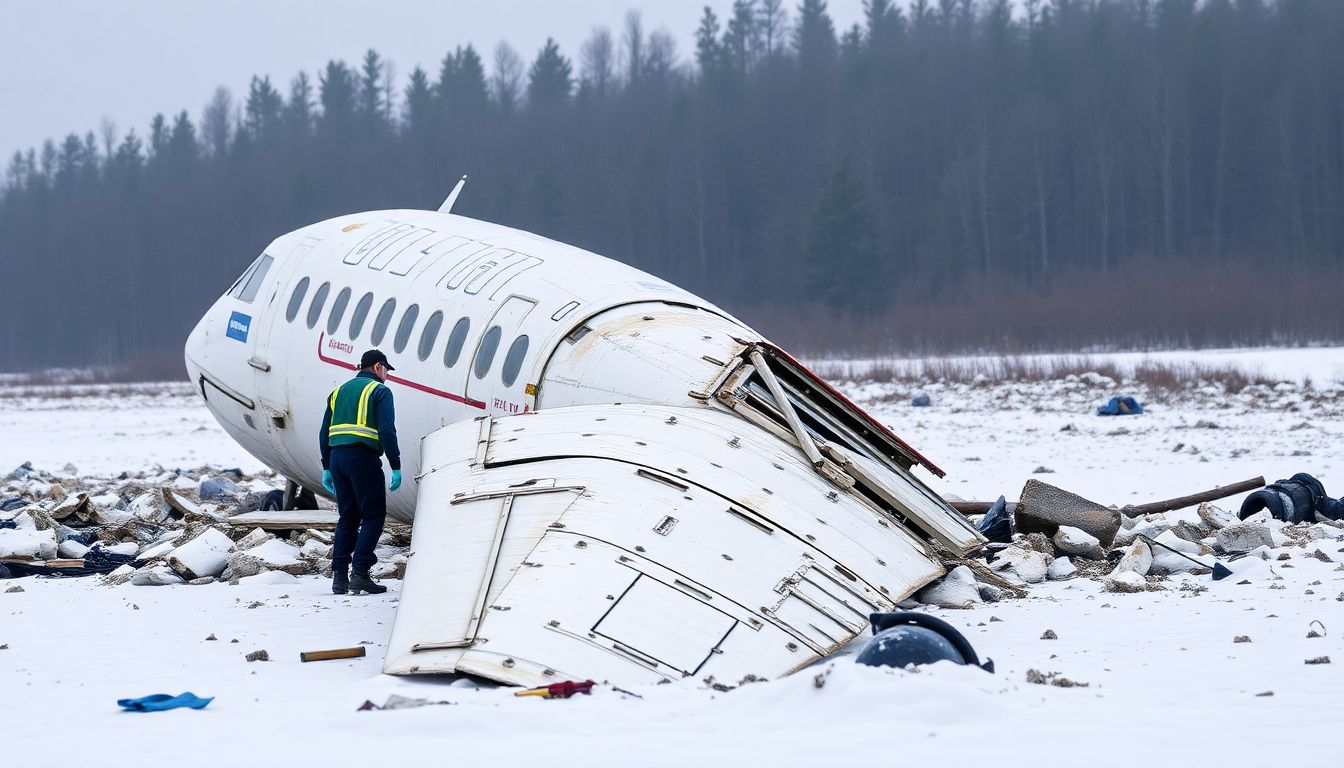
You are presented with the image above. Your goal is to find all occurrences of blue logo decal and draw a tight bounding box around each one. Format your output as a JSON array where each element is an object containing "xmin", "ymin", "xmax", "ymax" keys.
[{"xmin": 226, "ymin": 311, "xmax": 251, "ymax": 342}]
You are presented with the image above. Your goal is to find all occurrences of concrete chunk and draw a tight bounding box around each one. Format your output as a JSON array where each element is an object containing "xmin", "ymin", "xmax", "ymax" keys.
[
  {"xmin": 1216, "ymin": 521, "xmax": 1273, "ymax": 553},
  {"xmin": 1016, "ymin": 479, "xmax": 1122, "ymax": 546}
]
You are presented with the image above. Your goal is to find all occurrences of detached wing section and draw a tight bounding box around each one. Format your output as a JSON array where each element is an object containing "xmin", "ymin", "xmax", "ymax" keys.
[{"xmin": 385, "ymin": 404, "xmax": 953, "ymax": 686}]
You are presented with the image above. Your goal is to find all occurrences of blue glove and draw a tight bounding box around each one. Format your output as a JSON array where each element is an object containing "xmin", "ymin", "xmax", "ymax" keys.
[
  {"xmin": 389, "ymin": 470, "xmax": 402, "ymax": 492},
  {"xmin": 322, "ymin": 470, "xmax": 335, "ymax": 495}
]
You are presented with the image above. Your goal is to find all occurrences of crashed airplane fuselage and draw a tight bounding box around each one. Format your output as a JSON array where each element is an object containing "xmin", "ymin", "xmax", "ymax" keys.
[{"xmin": 185, "ymin": 207, "xmax": 983, "ymax": 685}]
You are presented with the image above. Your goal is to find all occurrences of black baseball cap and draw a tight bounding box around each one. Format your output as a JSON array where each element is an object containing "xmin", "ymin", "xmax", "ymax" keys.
[{"xmin": 360, "ymin": 349, "xmax": 395, "ymax": 371}]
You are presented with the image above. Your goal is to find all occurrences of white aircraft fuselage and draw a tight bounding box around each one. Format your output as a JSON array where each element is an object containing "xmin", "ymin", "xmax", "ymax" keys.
[
  {"xmin": 186, "ymin": 209, "xmax": 750, "ymax": 519},
  {"xmin": 186, "ymin": 207, "xmax": 985, "ymax": 685}
]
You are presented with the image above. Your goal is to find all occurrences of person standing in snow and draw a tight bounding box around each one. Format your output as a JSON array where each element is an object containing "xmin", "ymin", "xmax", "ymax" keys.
[{"xmin": 319, "ymin": 349, "xmax": 402, "ymax": 595}]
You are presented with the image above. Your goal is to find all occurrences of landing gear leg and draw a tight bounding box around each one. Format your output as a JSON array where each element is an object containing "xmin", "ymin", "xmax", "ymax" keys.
[{"xmin": 283, "ymin": 478, "xmax": 319, "ymax": 510}]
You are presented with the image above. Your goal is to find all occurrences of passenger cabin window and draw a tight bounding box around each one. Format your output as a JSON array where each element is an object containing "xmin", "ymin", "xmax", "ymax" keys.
[
  {"xmin": 418, "ymin": 311, "xmax": 444, "ymax": 362},
  {"xmin": 285, "ymin": 277, "xmax": 310, "ymax": 322},
  {"xmin": 443, "ymin": 317, "xmax": 470, "ymax": 368},
  {"xmin": 474, "ymin": 325, "xmax": 503, "ymax": 380},
  {"xmin": 370, "ymin": 298, "xmax": 397, "ymax": 345},
  {"xmin": 326, "ymin": 288, "xmax": 352, "ymax": 336},
  {"xmin": 501, "ymin": 335, "xmax": 529, "ymax": 387},
  {"xmin": 393, "ymin": 304, "xmax": 420, "ymax": 354},
  {"xmin": 231, "ymin": 254, "xmax": 274, "ymax": 303},
  {"xmin": 306, "ymin": 282, "xmax": 331, "ymax": 330},
  {"xmin": 349, "ymin": 292, "xmax": 374, "ymax": 339}
]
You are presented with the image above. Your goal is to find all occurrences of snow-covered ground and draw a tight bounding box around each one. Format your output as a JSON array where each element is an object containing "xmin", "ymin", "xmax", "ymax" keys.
[{"xmin": 3, "ymin": 348, "xmax": 1343, "ymax": 766}]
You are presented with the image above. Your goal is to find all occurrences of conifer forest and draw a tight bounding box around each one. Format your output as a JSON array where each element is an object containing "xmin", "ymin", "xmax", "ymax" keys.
[{"xmin": 3, "ymin": 0, "xmax": 1344, "ymax": 370}]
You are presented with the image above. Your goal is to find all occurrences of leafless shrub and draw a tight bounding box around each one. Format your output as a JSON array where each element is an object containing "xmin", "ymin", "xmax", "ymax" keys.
[
  {"xmin": 745, "ymin": 260, "xmax": 1344, "ymax": 357},
  {"xmin": 812, "ymin": 355, "xmax": 1288, "ymax": 391}
]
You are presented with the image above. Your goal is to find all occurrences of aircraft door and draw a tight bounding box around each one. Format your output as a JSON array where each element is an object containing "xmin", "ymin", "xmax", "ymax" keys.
[
  {"xmin": 249, "ymin": 236, "xmax": 318, "ymax": 477},
  {"xmin": 464, "ymin": 295, "xmax": 537, "ymax": 415}
]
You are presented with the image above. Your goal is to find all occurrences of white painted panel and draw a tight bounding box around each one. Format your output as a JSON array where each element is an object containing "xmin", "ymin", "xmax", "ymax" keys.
[
  {"xmin": 593, "ymin": 574, "xmax": 737, "ymax": 675},
  {"xmin": 387, "ymin": 405, "xmax": 950, "ymax": 685}
]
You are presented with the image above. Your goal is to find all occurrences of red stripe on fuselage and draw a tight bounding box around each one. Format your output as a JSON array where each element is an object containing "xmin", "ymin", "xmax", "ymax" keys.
[{"xmin": 317, "ymin": 333, "xmax": 488, "ymax": 410}]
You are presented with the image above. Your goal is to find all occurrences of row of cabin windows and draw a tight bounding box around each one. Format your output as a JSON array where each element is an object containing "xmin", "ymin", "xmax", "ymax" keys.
[{"xmin": 285, "ymin": 277, "xmax": 529, "ymax": 387}]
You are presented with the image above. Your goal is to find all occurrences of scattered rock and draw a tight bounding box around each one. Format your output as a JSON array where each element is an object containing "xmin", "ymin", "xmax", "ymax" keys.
[
  {"xmin": 1025, "ymin": 668, "xmax": 1088, "ymax": 687},
  {"xmin": 1047, "ymin": 556, "xmax": 1077, "ymax": 581},
  {"xmin": 245, "ymin": 649, "xmax": 270, "ymax": 662},
  {"xmin": 205, "ymin": 634, "xmax": 217, "ymax": 641},
  {"xmin": 129, "ymin": 565, "xmax": 185, "ymax": 586},
  {"xmin": 988, "ymin": 545, "xmax": 1051, "ymax": 584},
  {"xmin": 6, "ymin": 585, "xmax": 25, "ymax": 594},
  {"xmin": 1040, "ymin": 629, "xmax": 1057, "ymax": 640},
  {"xmin": 1032, "ymin": 466, "xmax": 1055, "ymax": 474},
  {"xmin": 0, "ymin": 526, "xmax": 58, "ymax": 560},
  {"xmin": 1216, "ymin": 522, "xmax": 1273, "ymax": 554},
  {"xmin": 199, "ymin": 476, "xmax": 244, "ymax": 501},
  {"xmin": 1053, "ymin": 526, "xmax": 1104, "ymax": 559},
  {"xmin": 1103, "ymin": 570, "xmax": 1147, "ymax": 593},
  {"xmin": 1234, "ymin": 635, "xmax": 1251, "ymax": 643},
  {"xmin": 915, "ymin": 566, "xmax": 982, "ymax": 609},
  {"xmin": 1114, "ymin": 541, "xmax": 1153, "ymax": 577},
  {"xmin": 167, "ymin": 528, "xmax": 234, "ymax": 580},
  {"xmin": 1304, "ymin": 656, "xmax": 1331, "ymax": 665}
]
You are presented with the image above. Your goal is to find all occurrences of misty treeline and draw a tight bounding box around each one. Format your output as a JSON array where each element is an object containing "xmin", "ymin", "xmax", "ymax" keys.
[{"xmin": 4, "ymin": 0, "xmax": 1344, "ymax": 371}]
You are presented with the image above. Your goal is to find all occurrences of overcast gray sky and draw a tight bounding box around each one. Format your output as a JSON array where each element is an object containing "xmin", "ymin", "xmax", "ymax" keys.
[{"xmin": 2, "ymin": 0, "xmax": 873, "ymax": 160}]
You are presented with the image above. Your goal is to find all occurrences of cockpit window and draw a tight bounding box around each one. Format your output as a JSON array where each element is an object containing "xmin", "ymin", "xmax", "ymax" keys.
[{"xmin": 231, "ymin": 254, "xmax": 274, "ymax": 303}]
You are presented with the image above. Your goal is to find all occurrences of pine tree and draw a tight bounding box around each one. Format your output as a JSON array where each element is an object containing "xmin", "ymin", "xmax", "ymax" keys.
[
  {"xmin": 244, "ymin": 76, "xmax": 284, "ymax": 141},
  {"xmin": 318, "ymin": 61, "xmax": 357, "ymax": 140},
  {"xmin": 526, "ymin": 38, "xmax": 572, "ymax": 114},
  {"xmin": 358, "ymin": 49, "xmax": 386, "ymax": 136},
  {"xmin": 807, "ymin": 158, "xmax": 883, "ymax": 315}
]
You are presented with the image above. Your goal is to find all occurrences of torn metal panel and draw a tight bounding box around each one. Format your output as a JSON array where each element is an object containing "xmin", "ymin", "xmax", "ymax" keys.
[{"xmin": 385, "ymin": 404, "xmax": 956, "ymax": 686}]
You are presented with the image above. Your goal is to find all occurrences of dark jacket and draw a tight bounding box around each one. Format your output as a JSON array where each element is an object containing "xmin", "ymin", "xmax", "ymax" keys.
[{"xmin": 320, "ymin": 370, "xmax": 401, "ymax": 471}]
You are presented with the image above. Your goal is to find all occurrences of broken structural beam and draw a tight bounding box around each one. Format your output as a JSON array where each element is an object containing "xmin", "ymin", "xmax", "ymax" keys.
[
  {"xmin": 948, "ymin": 500, "xmax": 1014, "ymax": 516},
  {"xmin": 1120, "ymin": 476, "xmax": 1264, "ymax": 518},
  {"xmin": 300, "ymin": 647, "xmax": 367, "ymax": 663},
  {"xmin": 949, "ymin": 476, "xmax": 1265, "ymax": 518}
]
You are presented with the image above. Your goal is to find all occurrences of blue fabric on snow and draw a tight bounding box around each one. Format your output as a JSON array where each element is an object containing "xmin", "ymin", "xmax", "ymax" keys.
[
  {"xmin": 0, "ymin": 519, "xmax": 16, "ymax": 530},
  {"xmin": 1096, "ymin": 396, "xmax": 1144, "ymax": 416},
  {"xmin": 117, "ymin": 692, "xmax": 214, "ymax": 712}
]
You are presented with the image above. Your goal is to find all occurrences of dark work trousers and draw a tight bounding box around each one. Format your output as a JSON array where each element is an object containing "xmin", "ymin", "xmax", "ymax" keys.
[{"xmin": 329, "ymin": 444, "xmax": 387, "ymax": 574}]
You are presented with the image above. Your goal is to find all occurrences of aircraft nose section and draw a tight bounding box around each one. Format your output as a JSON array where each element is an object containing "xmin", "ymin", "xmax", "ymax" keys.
[{"xmin": 184, "ymin": 305, "xmax": 213, "ymax": 379}]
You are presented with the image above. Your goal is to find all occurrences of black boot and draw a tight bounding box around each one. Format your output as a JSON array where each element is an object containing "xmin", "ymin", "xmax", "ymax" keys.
[
  {"xmin": 349, "ymin": 571, "xmax": 387, "ymax": 595},
  {"xmin": 332, "ymin": 566, "xmax": 349, "ymax": 595}
]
